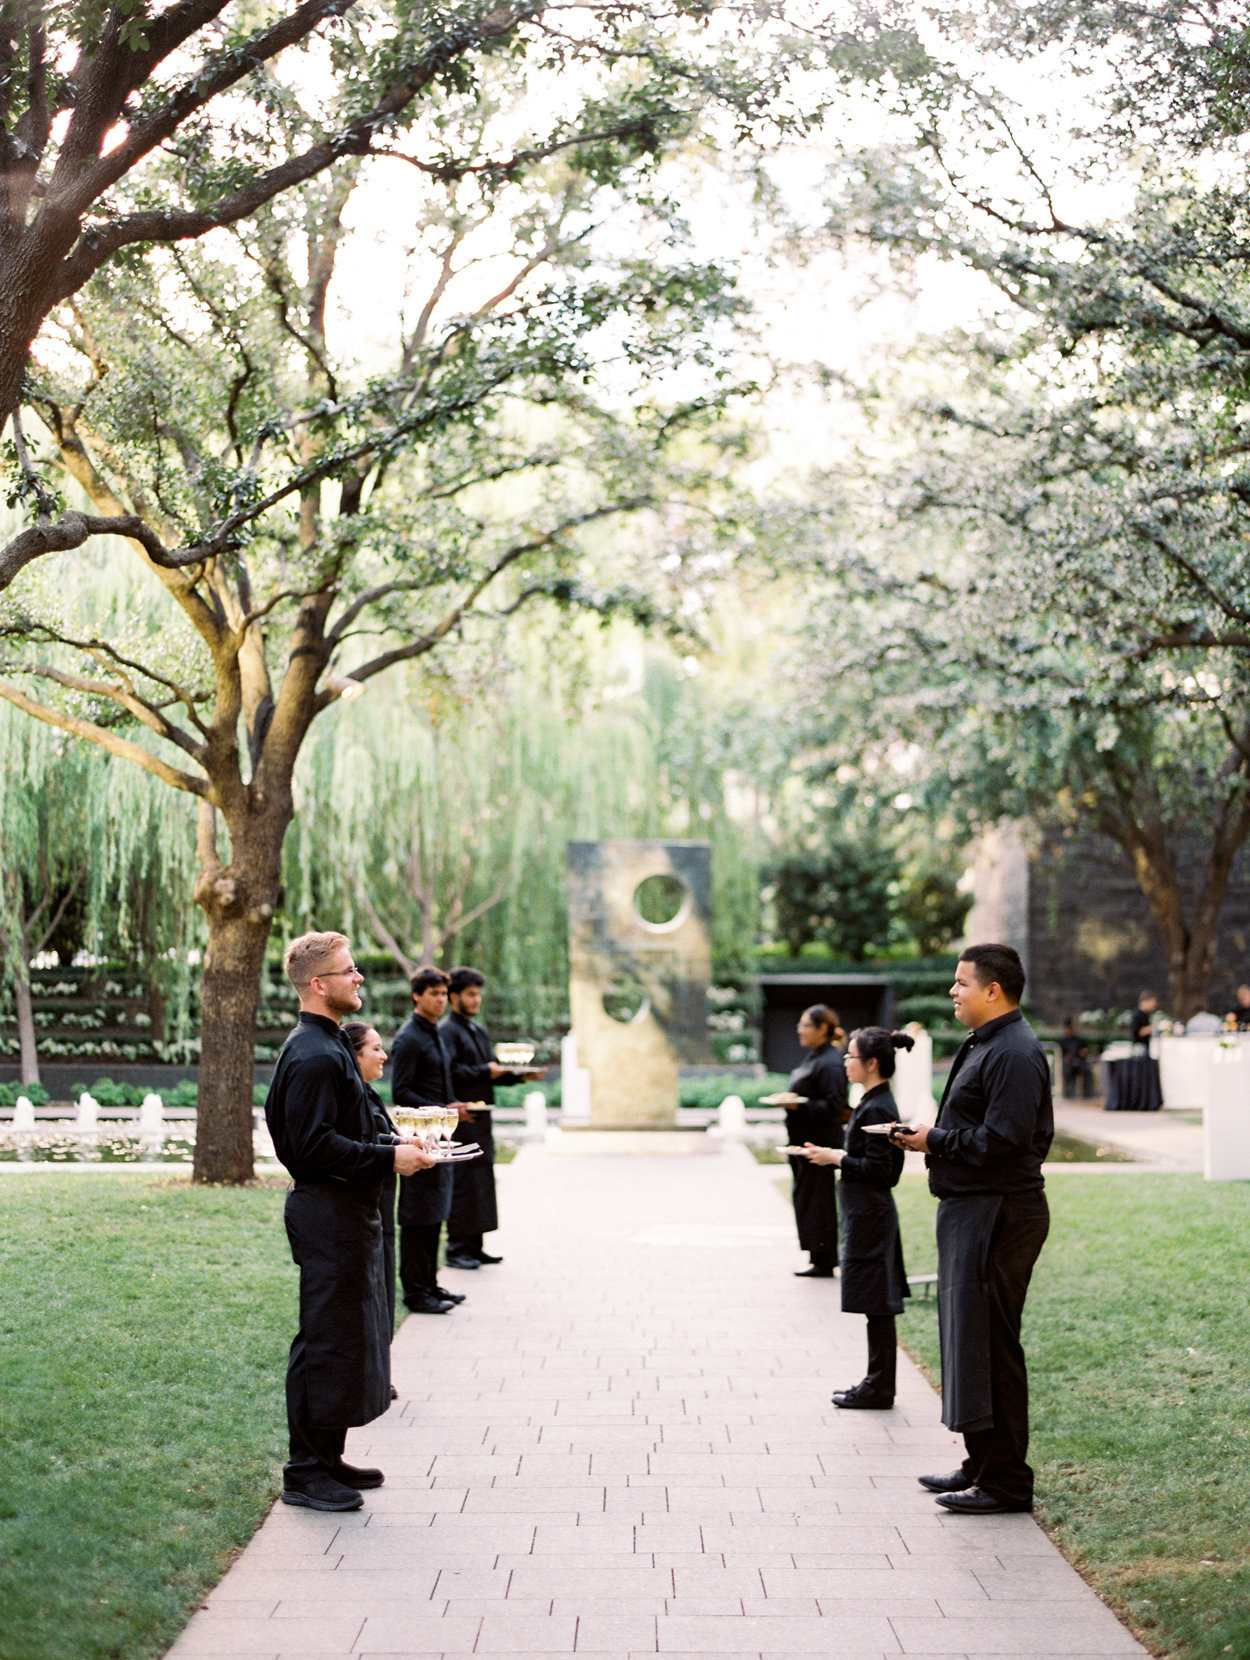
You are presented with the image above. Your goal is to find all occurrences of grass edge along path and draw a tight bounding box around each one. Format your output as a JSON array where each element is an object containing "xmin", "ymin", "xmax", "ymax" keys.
[
  {"xmin": 893, "ymin": 1173, "xmax": 1250, "ymax": 1660},
  {"xmin": 0, "ymin": 1173, "xmax": 295, "ymax": 1660}
]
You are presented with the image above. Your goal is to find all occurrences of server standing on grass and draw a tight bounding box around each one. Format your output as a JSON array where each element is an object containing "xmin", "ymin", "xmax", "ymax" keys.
[
  {"xmin": 893, "ymin": 943, "xmax": 1053, "ymax": 1516},
  {"xmin": 441, "ymin": 966, "xmax": 545, "ymax": 1270},
  {"xmin": 265, "ymin": 932, "xmax": 438, "ymax": 1513},
  {"xmin": 390, "ymin": 965, "xmax": 465, "ymax": 1315}
]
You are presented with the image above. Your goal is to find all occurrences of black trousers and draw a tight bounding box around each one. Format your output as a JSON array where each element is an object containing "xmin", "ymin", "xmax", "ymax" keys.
[
  {"xmin": 284, "ymin": 1334, "xmax": 347, "ymax": 1484},
  {"xmin": 400, "ymin": 1221, "xmax": 442, "ymax": 1298},
  {"xmin": 958, "ymin": 1191, "xmax": 1050, "ymax": 1508},
  {"xmin": 864, "ymin": 1314, "xmax": 896, "ymax": 1397},
  {"xmin": 448, "ymin": 1230, "xmax": 483, "ymax": 1256}
]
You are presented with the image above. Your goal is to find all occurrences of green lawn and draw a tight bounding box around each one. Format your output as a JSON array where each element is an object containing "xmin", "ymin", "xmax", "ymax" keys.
[
  {"xmin": 894, "ymin": 1174, "xmax": 1250, "ymax": 1660},
  {"xmin": 0, "ymin": 1174, "xmax": 294, "ymax": 1660}
]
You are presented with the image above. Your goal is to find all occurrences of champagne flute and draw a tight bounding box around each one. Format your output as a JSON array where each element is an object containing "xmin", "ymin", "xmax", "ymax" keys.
[{"xmin": 392, "ymin": 1106, "xmax": 418, "ymax": 1140}]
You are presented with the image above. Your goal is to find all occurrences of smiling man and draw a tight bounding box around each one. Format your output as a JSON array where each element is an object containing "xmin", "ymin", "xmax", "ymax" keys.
[
  {"xmin": 893, "ymin": 943, "xmax": 1053, "ymax": 1515},
  {"xmin": 265, "ymin": 931, "xmax": 438, "ymax": 1512}
]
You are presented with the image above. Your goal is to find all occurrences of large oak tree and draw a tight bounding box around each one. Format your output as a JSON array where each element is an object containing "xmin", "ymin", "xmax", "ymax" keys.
[{"xmin": 0, "ymin": 8, "xmax": 820, "ymax": 1179}]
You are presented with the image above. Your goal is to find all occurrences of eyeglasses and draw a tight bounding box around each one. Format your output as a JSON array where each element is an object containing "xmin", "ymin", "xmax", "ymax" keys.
[{"xmin": 317, "ymin": 965, "xmax": 361, "ymax": 978}]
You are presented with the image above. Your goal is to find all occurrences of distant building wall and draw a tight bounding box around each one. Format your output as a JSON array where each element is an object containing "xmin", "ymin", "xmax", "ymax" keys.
[{"xmin": 965, "ymin": 823, "xmax": 1250, "ymax": 1023}]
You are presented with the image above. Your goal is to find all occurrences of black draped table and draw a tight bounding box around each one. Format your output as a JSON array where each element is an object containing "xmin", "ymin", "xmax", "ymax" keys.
[{"xmin": 1103, "ymin": 1049, "xmax": 1163, "ymax": 1112}]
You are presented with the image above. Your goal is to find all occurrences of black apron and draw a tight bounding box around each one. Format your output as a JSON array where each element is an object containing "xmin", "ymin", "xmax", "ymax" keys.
[
  {"xmin": 935, "ymin": 1193, "xmax": 1004, "ymax": 1433},
  {"xmin": 838, "ymin": 1084, "xmax": 909, "ymax": 1316},
  {"xmin": 785, "ymin": 1044, "xmax": 845, "ymax": 1257},
  {"xmin": 443, "ymin": 1010, "xmax": 509, "ymax": 1237},
  {"xmin": 284, "ymin": 1181, "xmax": 391, "ymax": 1427},
  {"xmin": 449, "ymin": 1108, "xmax": 498, "ymax": 1235}
]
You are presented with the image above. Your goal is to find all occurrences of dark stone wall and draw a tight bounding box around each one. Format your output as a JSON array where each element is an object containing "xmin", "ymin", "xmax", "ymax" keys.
[{"xmin": 1026, "ymin": 827, "xmax": 1250, "ymax": 1023}]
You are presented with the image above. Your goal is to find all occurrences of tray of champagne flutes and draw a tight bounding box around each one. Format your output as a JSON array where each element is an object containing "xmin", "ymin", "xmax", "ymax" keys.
[{"xmin": 391, "ymin": 1105, "xmax": 483, "ymax": 1159}]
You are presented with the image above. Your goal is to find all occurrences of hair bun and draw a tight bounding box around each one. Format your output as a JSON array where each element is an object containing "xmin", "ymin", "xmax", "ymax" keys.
[{"xmin": 890, "ymin": 1031, "xmax": 915, "ymax": 1052}]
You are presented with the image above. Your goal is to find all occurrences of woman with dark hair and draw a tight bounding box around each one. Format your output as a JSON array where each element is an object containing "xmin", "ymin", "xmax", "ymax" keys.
[
  {"xmin": 801, "ymin": 1025, "xmax": 911, "ymax": 1408},
  {"xmin": 786, "ymin": 1004, "xmax": 848, "ymax": 1279},
  {"xmin": 341, "ymin": 1022, "xmax": 464, "ymax": 1376}
]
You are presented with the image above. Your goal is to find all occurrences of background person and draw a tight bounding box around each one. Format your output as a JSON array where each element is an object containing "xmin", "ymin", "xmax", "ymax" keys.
[
  {"xmin": 1129, "ymin": 992, "xmax": 1156, "ymax": 1046},
  {"xmin": 800, "ymin": 1026, "xmax": 911, "ymax": 1409},
  {"xmin": 441, "ymin": 966, "xmax": 544, "ymax": 1270},
  {"xmin": 265, "ymin": 932, "xmax": 437, "ymax": 1512},
  {"xmin": 786, "ymin": 1003, "xmax": 847, "ymax": 1279},
  {"xmin": 1185, "ymin": 1004, "xmax": 1221, "ymax": 1035},
  {"xmin": 390, "ymin": 965, "xmax": 466, "ymax": 1315},
  {"xmin": 1225, "ymin": 984, "xmax": 1250, "ymax": 1029},
  {"xmin": 893, "ymin": 943, "xmax": 1052, "ymax": 1516},
  {"xmin": 1059, "ymin": 1017, "xmax": 1095, "ymax": 1099}
]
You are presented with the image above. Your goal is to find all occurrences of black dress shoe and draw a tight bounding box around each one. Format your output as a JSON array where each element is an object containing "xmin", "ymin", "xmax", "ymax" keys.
[
  {"xmin": 832, "ymin": 1382, "xmax": 894, "ymax": 1409},
  {"xmin": 443, "ymin": 1252, "xmax": 481, "ymax": 1270},
  {"xmin": 330, "ymin": 1460, "xmax": 384, "ymax": 1490},
  {"xmin": 794, "ymin": 1266, "xmax": 834, "ymax": 1278},
  {"xmin": 433, "ymin": 1284, "xmax": 466, "ymax": 1304},
  {"xmin": 404, "ymin": 1288, "xmax": 454, "ymax": 1314},
  {"xmin": 918, "ymin": 1469, "xmax": 973, "ymax": 1493},
  {"xmin": 389, "ymin": 1383, "xmax": 399, "ymax": 1400},
  {"xmin": 476, "ymin": 1249, "xmax": 503, "ymax": 1264},
  {"xmin": 936, "ymin": 1486, "xmax": 1031, "ymax": 1514},
  {"xmin": 281, "ymin": 1475, "xmax": 364, "ymax": 1512}
]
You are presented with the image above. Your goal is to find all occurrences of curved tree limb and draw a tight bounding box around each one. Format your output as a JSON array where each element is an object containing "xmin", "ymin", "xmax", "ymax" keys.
[{"xmin": 0, "ymin": 675, "xmax": 208, "ymax": 795}]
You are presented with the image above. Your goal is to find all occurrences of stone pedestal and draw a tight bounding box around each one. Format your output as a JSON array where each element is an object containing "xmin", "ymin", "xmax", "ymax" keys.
[{"xmin": 567, "ymin": 839, "xmax": 711, "ymax": 1129}]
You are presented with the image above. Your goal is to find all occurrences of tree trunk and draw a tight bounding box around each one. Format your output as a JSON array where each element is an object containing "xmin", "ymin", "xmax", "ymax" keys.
[
  {"xmin": 193, "ymin": 822, "xmax": 285, "ymax": 1184},
  {"xmin": 1117, "ymin": 833, "xmax": 1226, "ymax": 1022},
  {"xmin": 13, "ymin": 957, "xmax": 39, "ymax": 1086}
]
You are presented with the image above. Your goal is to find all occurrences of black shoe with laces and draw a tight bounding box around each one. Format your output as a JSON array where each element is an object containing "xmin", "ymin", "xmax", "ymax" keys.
[
  {"xmin": 832, "ymin": 1381, "xmax": 894, "ymax": 1409},
  {"xmin": 405, "ymin": 1288, "xmax": 455, "ymax": 1314},
  {"xmin": 281, "ymin": 1475, "xmax": 364, "ymax": 1512}
]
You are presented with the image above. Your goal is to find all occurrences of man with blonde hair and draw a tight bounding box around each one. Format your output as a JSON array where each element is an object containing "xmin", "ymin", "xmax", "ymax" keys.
[{"xmin": 265, "ymin": 931, "xmax": 438, "ymax": 1511}]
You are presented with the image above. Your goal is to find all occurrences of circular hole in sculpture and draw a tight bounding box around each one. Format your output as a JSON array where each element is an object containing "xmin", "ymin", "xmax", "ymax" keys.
[
  {"xmin": 633, "ymin": 872, "xmax": 690, "ymax": 931},
  {"xmin": 602, "ymin": 968, "xmax": 650, "ymax": 1024}
]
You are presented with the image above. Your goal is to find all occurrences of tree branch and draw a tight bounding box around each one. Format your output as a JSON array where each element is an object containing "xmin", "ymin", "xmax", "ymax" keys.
[
  {"xmin": 0, "ymin": 677, "xmax": 208, "ymax": 795},
  {"xmin": 50, "ymin": 2, "xmax": 536, "ymax": 302},
  {"xmin": 331, "ymin": 497, "xmax": 652, "ymax": 698}
]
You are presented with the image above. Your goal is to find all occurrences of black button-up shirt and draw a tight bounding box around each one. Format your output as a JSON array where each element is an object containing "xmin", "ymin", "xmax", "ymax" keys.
[
  {"xmin": 390, "ymin": 1012, "xmax": 453, "ymax": 1107},
  {"xmin": 926, "ymin": 1008, "xmax": 1052, "ymax": 1197},
  {"xmin": 264, "ymin": 1011, "xmax": 394, "ymax": 1186}
]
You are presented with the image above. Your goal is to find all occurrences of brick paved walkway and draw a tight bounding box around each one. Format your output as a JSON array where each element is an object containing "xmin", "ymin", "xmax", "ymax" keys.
[{"xmin": 168, "ymin": 1145, "xmax": 1145, "ymax": 1658}]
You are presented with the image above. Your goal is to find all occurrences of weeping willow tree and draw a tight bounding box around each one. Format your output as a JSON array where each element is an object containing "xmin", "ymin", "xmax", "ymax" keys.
[
  {"xmin": 0, "ymin": 11, "xmax": 826, "ymax": 1180},
  {"xmin": 0, "ymin": 683, "xmax": 199, "ymax": 1081},
  {"xmin": 285, "ymin": 621, "xmax": 773, "ymax": 1025}
]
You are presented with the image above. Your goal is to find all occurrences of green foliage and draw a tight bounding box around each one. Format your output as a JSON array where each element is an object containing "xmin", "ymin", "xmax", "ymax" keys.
[
  {"xmin": 768, "ymin": 838, "xmax": 898, "ymax": 961},
  {"xmin": 0, "ymin": 1082, "xmax": 48, "ymax": 1108},
  {"xmin": 894, "ymin": 859, "xmax": 971, "ymax": 959}
]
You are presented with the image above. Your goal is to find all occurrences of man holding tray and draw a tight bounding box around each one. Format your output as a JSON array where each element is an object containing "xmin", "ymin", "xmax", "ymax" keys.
[
  {"xmin": 892, "ymin": 943, "xmax": 1053, "ymax": 1516},
  {"xmin": 266, "ymin": 932, "xmax": 439, "ymax": 1512},
  {"xmin": 441, "ymin": 965, "xmax": 544, "ymax": 1270},
  {"xmin": 390, "ymin": 965, "xmax": 471, "ymax": 1314}
]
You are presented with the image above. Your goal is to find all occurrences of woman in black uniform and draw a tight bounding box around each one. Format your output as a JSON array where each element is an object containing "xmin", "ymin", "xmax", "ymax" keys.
[
  {"xmin": 341, "ymin": 1022, "xmax": 463, "ymax": 1379},
  {"xmin": 800, "ymin": 1025, "xmax": 911, "ymax": 1407},
  {"xmin": 786, "ymin": 1004, "xmax": 848, "ymax": 1278}
]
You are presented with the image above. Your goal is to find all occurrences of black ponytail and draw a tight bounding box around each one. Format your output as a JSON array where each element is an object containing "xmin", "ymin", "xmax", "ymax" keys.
[{"xmin": 849, "ymin": 1025, "xmax": 915, "ymax": 1079}]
